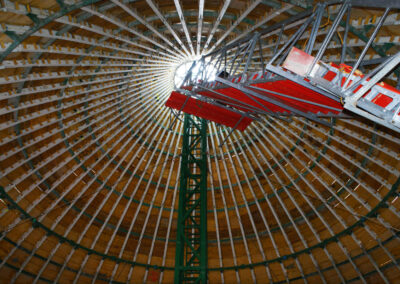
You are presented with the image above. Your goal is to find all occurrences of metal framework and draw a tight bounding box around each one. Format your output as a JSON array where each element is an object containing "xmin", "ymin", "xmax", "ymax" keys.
[
  {"xmin": 174, "ymin": 114, "xmax": 208, "ymax": 284},
  {"xmin": 0, "ymin": 0, "xmax": 399, "ymax": 283},
  {"xmin": 172, "ymin": 0, "xmax": 400, "ymax": 136}
]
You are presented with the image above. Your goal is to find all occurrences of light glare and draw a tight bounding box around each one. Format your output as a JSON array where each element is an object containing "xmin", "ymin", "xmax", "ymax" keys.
[{"xmin": 174, "ymin": 61, "xmax": 216, "ymax": 88}]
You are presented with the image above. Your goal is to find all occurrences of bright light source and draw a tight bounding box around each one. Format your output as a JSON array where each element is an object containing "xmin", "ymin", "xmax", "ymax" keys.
[{"xmin": 174, "ymin": 60, "xmax": 216, "ymax": 88}]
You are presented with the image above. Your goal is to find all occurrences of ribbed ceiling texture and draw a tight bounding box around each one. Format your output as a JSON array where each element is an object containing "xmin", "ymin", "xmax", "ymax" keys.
[{"xmin": 0, "ymin": 0, "xmax": 399, "ymax": 283}]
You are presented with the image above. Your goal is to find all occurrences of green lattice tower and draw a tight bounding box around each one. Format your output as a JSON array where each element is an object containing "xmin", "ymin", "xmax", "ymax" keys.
[{"xmin": 174, "ymin": 114, "xmax": 208, "ymax": 283}]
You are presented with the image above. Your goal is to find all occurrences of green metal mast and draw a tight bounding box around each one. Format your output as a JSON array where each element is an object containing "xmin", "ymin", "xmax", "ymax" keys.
[{"xmin": 174, "ymin": 113, "xmax": 208, "ymax": 283}]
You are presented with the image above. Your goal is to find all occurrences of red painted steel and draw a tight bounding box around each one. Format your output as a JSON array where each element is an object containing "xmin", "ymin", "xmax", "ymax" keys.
[
  {"xmin": 165, "ymin": 48, "xmax": 400, "ymax": 129},
  {"xmin": 282, "ymin": 47, "xmax": 315, "ymax": 76},
  {"xmin": 165, "ymin": 91, "xmax": 253, "ymax": 131}
]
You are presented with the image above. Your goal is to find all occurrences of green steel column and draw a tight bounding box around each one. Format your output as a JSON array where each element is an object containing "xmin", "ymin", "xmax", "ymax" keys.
[{"xmin": 174, "ymin": 113, "xmax": 208, "ymax": 283}]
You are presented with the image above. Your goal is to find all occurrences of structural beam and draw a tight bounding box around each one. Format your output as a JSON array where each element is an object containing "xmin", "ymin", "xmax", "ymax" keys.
[{"xmin": 174, "ymin": 114, "xmax": 208, "ymax": 283}]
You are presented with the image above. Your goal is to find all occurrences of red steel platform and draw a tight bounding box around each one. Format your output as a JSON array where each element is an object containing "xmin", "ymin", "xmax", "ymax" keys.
[
  {"xmin": 165, "ymin": 91, "xmax": 253, "ymax": 131},
  {"xmin": 165, "ymin": 47, "xmax": 400, "ymax": 131}
]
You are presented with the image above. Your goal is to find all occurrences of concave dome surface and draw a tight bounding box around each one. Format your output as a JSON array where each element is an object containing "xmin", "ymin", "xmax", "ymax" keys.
[{"xmin": 0, "ymin": 0, "xmax": 399, "ymax": 283}]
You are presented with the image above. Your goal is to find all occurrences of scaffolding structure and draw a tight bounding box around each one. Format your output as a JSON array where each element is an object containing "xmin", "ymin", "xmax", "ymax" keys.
[
  {"xmin": 166, "ymin": 0, "xmax": 400, "ymax": 136},
  {"xmin": 174, "ymin": 114, "xmax": 208, "ymax": 284},
  {"xmin": 0, "ymin": 0, "xmax": 399, "ymax": 283}
]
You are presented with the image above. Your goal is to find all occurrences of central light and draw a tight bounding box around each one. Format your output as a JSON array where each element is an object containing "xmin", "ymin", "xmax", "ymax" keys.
[{"xmin": 174, "ymin": 60, "xmax": 217, "ymax": 88}]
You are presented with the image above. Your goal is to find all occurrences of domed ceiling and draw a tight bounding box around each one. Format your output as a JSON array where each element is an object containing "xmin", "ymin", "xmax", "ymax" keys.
[{"xmin": 0, "ymin": 0, "xmax": 399, "ymax": 283}]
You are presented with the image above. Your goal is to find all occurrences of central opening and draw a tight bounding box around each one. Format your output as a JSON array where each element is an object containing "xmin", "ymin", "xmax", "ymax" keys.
[{"xmin": 174, "ymin": 60, "xmax": 217, "ymax": 88}]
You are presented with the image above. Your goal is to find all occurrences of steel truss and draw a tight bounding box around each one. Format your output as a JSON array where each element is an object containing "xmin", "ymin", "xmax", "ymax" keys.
[
  {"xmin": 174, "ymin": 114, "xmax": 208, "ymax": 284},
  {"xmin": 0, "ymin": 0, "xmax": 399, "ymax": 283},
  {"xmin": 173, "ymin": 0, "xmax": 400, "ymax": 135}
]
